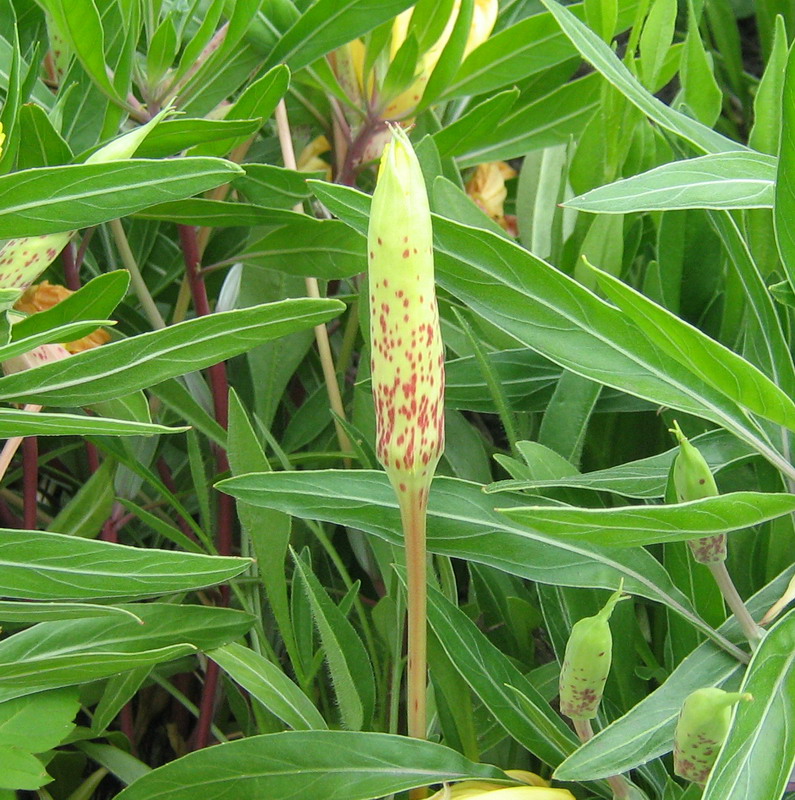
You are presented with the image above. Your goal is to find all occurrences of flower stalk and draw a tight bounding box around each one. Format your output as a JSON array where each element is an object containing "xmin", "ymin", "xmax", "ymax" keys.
[{"xmin": 367, "ymin": 127, "xmax": 445, "ymax": 741}]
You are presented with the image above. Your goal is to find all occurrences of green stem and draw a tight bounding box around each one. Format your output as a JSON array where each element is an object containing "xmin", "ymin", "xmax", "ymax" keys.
[
  {"xmin": 399, "ymin": 487, "xmax": 428, "ymax": 741},
  {"xmin": 573, "ymin": 719, "xmax": 630, "ymax": 800},
  {"xmin": 708, "ymin": 561, "xmax": 765, "ymax": 649},
  {"xmin": 109, "ymin": 218, "xmax": 166, "ymax": 330}
]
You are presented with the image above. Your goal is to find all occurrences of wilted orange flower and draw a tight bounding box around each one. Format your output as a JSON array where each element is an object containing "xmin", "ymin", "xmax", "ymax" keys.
[
  {"xmin": 14, "ymin": 281, "xmax": 111, "ymax": 353},
  {"xmin": 465, "ymin": 161, "xmax": 518, "ymax": 235}
]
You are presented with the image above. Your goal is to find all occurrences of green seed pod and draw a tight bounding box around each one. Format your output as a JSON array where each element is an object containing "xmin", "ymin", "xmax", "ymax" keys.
[
  {"xmin": 367, "ymin": 126, "xmax": 444, "ymax": 503},
  {"xmin": 673, "ymin": 688, "xmax": 752, "ymax": 784},
  {"xmin": 559, "ymin": 586, "xmax": 627, "ymax": 720},
  {"xmin": 669, "ymin": 420, "xmax": 725, "ymax": 564}
]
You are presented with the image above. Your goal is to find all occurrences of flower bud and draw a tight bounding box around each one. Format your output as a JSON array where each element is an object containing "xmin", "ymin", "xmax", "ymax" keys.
[
  {"xmin": 669, "ymin": 420, "xmax": 726, "ymax": 564},
  {"xmin": 368, "ymin": 127, "xmax": 444, "ymax": 502},
  {"xmin": 559, "ymin": 586, "xmax": 627, "ymax": 720},
  {"xmin": 673, "ymin": 688, "xmax": 752, "ymax": 784}
]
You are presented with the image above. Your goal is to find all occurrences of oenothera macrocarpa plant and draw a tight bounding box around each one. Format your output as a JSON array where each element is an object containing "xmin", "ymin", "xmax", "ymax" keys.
[{"xmin": 2, "ymin": 1, "xmax": 795, "ymax": 800}]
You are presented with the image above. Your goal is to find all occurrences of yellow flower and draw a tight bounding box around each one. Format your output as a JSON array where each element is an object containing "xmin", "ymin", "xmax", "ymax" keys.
[
  {"xmin": 428, "ymin": 770, "xmax": 575, "ymax": 800},
  {"xmin": 296, "ymin": 135, "xmax": 333, "ymax": 181},
  {"xmin": 0, "ymin": 122, "xmax": 5, "ymax": 158},
  {"xmin": 14, "ymin": 281, "xmax": 111, "ymax": 354},
  {"xmin": 465, "ymin": 161, "xmax": 517, "ymax": 234},
  {"xmin": 333, "ymin": 1, "xmax": 498, "ymax": 121}
]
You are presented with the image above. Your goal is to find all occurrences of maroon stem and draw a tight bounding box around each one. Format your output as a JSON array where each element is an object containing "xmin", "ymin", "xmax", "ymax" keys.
[
  {"xmin": 178, "ymin": 224, "xmax": 233, "ymax": 750},
  {"xmin": 338, "ymin": 118, "xmax": 387, "ymax": 186},
  {"xmin": 120, "ymin": 703, "xmax": 138, "ymax": 758},
  {"xmin": 156, "ymin": 458, "xmax": 199, "ymax": 544},
  {"xmin": 22, "ymin": 437, "xmax": 38, "ymax": 530}
]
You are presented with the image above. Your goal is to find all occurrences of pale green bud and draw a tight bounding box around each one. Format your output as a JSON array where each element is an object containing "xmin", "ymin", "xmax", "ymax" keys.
[
  {"xmin": 669, "ymin": 420, "xmax": 725, "ymax": 563},
  {"xmin": 673, "ymin": 688, "xmax": 752, "ymax": 784},
  {"xmin": 559, "ymin": 586, "xmax": 628, "ymax": 720}
]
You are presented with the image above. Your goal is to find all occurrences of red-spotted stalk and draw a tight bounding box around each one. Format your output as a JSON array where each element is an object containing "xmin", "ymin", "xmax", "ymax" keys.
[
  {"xmin": 368, "ymin": 127, "xmax": 444, "ymax": 740},
  {"xmin": 673, "ymin": 688, "xmax": 752, "ymax": 784},
  {"xmin": 670, "ymin": 421, "xmax": 764, "ymax": 647}
]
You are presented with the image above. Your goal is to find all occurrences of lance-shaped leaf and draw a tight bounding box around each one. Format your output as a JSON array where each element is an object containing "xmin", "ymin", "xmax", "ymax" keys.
[
  {"xmin": 702, "ymin": 611, "xmax": 795, "ymax": 800},
  {"xmin": 498, "ymin": 491, "xmax": 795, "ymax": 548},
  {"xmin": 0, "ymin": 298, "xmax": 344, "ymax": 406},
  {"xmin": 0, "ymin": 158, "xmax": 243, "ymax": 237},
  {"xmin": 216, "ymin": 470, "xmax": 744, "ymax": 657},
  {"xmin": 0, "ymin": 408, "xmax": 186, "ymax": 438},
  {"xmin": 566, "ymin": 152, "xmax": 776, "ymax": 213},
  {"xmin": 0, "ymin": 529, "xmax": 251, "ymax": 600},
  {"xmin": 114, "ymin": 731, "xmax": 505, "ymax": 800}
]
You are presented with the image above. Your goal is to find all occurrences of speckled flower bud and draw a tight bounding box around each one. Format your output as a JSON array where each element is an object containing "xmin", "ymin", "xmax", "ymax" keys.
[
  {"xmin": 673, "ymin": 688, "xmax": 752, "ymax": 784},
  {"xmin": 368, "ymin": 126, "xmax": 444, "ymax": 502},
  {"xmin": 559, "ymin": 586, "xmax": 627, "ymax": 720},
  {"xmin": 670, "ymin": 420, "xmax": 726, "ymax": 564}
]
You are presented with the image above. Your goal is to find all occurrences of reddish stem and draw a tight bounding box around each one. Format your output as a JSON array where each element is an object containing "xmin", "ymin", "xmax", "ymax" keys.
[
  {"xmin": 22, "ymin": 437, "xmax": 38, "ymax": 530},
  {"xmin": 178, "ymin": 224, "xmax": 233, "ymax": 749},
  {"xmin": 156, "ymin": 457, "xmax": 199, "ymax": 543}
]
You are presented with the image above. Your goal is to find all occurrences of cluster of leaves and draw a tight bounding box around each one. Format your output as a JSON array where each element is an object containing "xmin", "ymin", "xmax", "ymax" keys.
[{"xmin": 0, "ymin": 0, "xmax": 794, "ymax": 799}]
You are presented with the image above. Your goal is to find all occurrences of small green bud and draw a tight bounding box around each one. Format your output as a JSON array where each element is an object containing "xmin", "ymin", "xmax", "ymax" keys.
[
  {"xmin": 559, "ymin": 585, "xmax": 628, "ymax": 720},
  {"xmin": 673, "ymin": 687, "xmax": 752, "ymax": 784},
  {"xmin": 669, "ymin": 420, "xmax": 725, "ymax": 564}
]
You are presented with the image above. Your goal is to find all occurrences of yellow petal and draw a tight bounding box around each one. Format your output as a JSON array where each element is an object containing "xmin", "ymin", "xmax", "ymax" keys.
[
  {"xmin": 465, "ymin": 161, "xmax": 516, "ymax": 227},
  {"xmin": 464, "ymin": 0, "xmax": 499, "ymax": 58},
  {"xmin": 0, "ymin": 121, "xmax": 5, "ymax": 158}
]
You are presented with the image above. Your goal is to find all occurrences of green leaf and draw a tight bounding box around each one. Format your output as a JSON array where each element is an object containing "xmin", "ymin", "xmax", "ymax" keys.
[
  {"xmin": 702, "ymin": 611, "xmax": 795, "ymax": 800},
  {"xmin": 538, "ymin": 0, "xmax": 740, "ymax": 154},
  {"xmin": 499, "ymin": 491, "xmax": 795, "ymax": 547},
  {"xmin": 134, "ymin": 198, "xmax": 296, "ymax": 227},
  {"xmin": 0, "ymin": 604, "xmax": 254, "ymax": 702},
  {"xmin": 308, "ymin": 181, "xmax": 790, "ymax": 478},
  {"xmin": 0, "ymin": 298, "xmax": 344, "ymax": 406},
  {"xmin": 588, "ymin": 261, "xmax": 795, "ymax": 430},
  {"xmin": 0, "ymin": 529, "xmax": 251, "ymax": 600},
  {"xmin": 0, "ymin": 409, "xmax": 186, "ymax": 437},
  {"xmin": 432, "ymin": 88, "xmax": 519, "ymax": 159},
  {"xmin": 216, "ymin": 471, "xmax": 743, "ymax": 654},
  {"xmin": 0, "ymin": 601, "xmax": 143, "ymax": 624},
  {"xmin": 292, "ymin": 554, "xmax": 375, "ymax": 730},
  {"xmin": 114, "ymin": 731, "xmax": 505, "ymax": 800},
  {"xmin": 679, "ymin": 0, "xmax": 722, "ymax": 127},
  {"xmin": 639, "ymin": 0, "xmax": 676, "ymax": 89},
  {"xmin": 553, "ymin": 568, "xmax": 793, "ymax": 780},
  {"xmin": 17, "ymin": 102, "xmax": 73, "ymax": 169},
  {"xmin": 39, "ymin": 0, "xmax": 123, "ymax": 101},
  {"xmin": 0, "ymin": 158, "xmax": 244, "ymax": 237},
  {"xmin": 412, "ymin": 572, "xmax": 580, "ymax": 767},
  {"xmin": 209, "ymin": 643, "xmax": 327, "ymax": 731},
  {"xmin": 455, "ymin": 73, "xmax": 602, "ymax": 166},
  {"xmin": 235, "ymin": 164, "xmax": 322, "ymax": 209},
  {"xmin": 0, "ymin": 747, "xmax": 48, "ymax": 791},
  {"xmin": 0, "ymin": 688, "xmax": 79, "ymax": 753},
  {"xmin": 133, "ymin": 119, "xmax": 264, "ymax": 159},
  {"xmin": 774, "ymin": 39, "xmax": 795, "ymax": 290},
  {"xmin": 485, "ymin": 428, "xmax": 753, "ymax": 499},
  {"xmin": 263, "ymin": 0, "xmax": 416, "ymax": 72},
  {"xmin": 566, "ymin": 152, "xmax": 777, "ymax": 212},
  {"xmin": 11, "ymin": 271, "xmax": 130, "ymax": 341},
  {"xmin": 239, "ymin": 220, "xmax": 365, "ymax": 279}
]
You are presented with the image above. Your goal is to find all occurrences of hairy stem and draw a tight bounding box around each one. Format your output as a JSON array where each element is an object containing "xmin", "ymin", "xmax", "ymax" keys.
[
  {"xmin": 708, "ymin": 561, "xmax": 764, "ymax": 648},
  {"xmin": 573, "ymin": 719, "xmax": 630, "ymax": 800}
]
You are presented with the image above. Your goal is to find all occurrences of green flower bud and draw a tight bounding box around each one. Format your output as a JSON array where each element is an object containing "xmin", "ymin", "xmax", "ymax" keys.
[
  {"xmin": 368, "ymin": 126, "xmax": 444, "ymax": 503},
  {"xmin": 559, "ymin": 586, "xmax": 628, "ymax": 720},
  {"xmin": 673, "ymin": 688, "xmax": 752, "ymax": 784},
  {"xmin": 669, "ymin": 420, "xmax": 725, "ymax": 564}
]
